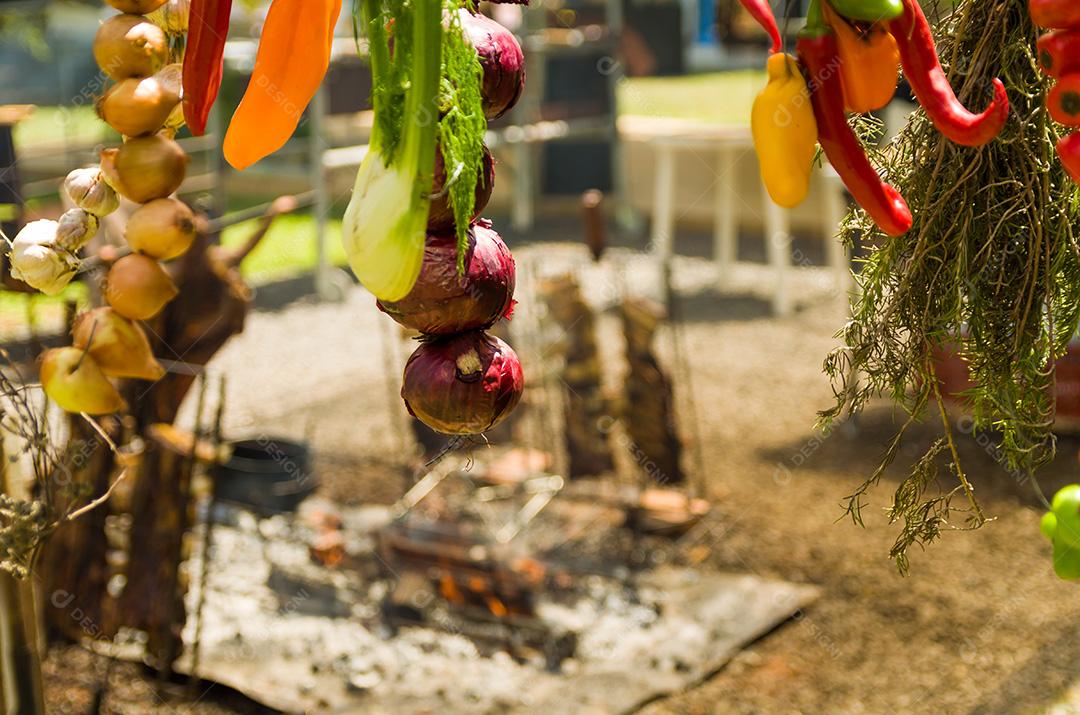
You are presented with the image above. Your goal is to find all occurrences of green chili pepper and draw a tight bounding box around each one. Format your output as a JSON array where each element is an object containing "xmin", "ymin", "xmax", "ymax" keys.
[{"xmin": 826, "ymin": 0, "xmax": 903, "ymax": 23}]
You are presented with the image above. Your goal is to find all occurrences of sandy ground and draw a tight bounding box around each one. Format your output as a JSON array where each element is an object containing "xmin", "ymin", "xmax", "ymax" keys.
[{"xmin": 43, "ymin": 236, "xmax": 1080, "ymax": 714}]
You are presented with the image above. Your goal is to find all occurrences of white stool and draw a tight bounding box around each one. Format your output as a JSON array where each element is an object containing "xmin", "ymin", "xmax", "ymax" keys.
[{"xmin": 649, "ymin": 131, "xmax": 851, "ymax": 317}]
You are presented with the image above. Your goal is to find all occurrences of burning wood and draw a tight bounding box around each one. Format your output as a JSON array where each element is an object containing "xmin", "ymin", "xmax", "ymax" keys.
[{"xmin": 377, "ymin": 519, "xmax": 536, "ymax": 619}]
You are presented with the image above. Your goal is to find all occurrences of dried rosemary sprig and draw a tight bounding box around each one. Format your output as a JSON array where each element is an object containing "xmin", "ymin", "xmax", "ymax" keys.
[{"xmin": 819, "ymin": 0, "xmax": 1080, "ymax": 572}]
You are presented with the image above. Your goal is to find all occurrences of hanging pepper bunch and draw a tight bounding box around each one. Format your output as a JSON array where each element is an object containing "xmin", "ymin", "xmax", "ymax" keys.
[
  {"xmin": 1032, "ymin": 0, "xmax": 1080, "ymax": 183},
  {"xmin": 7, "ymin": 0, "xmax": 197, "ymax": 415},
  {"xmin": 747, "ymin": 0, "xmax": 1010, "ymax": 237}
]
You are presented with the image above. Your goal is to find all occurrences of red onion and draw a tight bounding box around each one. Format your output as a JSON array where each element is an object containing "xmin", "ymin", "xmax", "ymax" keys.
[
  {"xmin": 402, "ymin": 331, "xmax": 524, "ymax": 435},
  {"xmin": 428, "ymin": 144, "xmax": 495, "ymax": 232},
  {"xmin": 378, "ymin": 220, "xmax": 515, "ymax": 335},
  {"xmin": 460, "ymin": 10, "xmax": 525, "ymax": 120}
]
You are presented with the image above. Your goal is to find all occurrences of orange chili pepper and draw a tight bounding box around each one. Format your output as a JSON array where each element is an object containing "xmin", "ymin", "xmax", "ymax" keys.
[
  {"xmin": 823, "ymin": 1, "xmax": 900, "ymax": 114},
  {"xmin": 223, "ymin": 0, "xmax": 342, "ymax": 170}
]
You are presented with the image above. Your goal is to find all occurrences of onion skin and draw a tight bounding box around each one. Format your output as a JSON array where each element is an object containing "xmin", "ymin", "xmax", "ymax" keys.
[
  {"xmin": 459, "ymin": 10, "xmax": 525, "ymax": 120},
  {"xmin": 428, "ymin": 144, "xmax": 495, "ymax": 232},
  {"xmin": 107, "ymin": 133, "xmax": 188, "ymax": 203},
  {"xmin": 40, "ymin": 348, "xmax": 127, "ymax": 415},
  {"xmin": 97, "ymin": 75, "xmax": 180, "ymax": 137},
  {"xmin": 104, "ymin": 253, "xmax": 179, "ymax": 320},
  {"xmin": 379, "ymin": 220, "xmax": 515, "ymax": 335},
  {"xmin": 401, "ymin": 331, "xmax": 524, "ymax": 435},
  {"xmin": 93, "ymin": 14, "xmax": 169, "ymax": 81},
  {"xmin": 72, "ymin": 307, "xmax": 165, "ymax": 381},
  {"xmin": 125, "ymin": 198, "xmax": 196, "ymax": 260}
]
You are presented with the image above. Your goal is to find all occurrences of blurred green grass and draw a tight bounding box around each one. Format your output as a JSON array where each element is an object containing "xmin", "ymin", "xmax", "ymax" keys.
[
  {"xmin": 219, "ymin": 213, "xmax": 348, "ymax": 283},
  {"xmin": 13, "ymin": 106, "xmax": 111, "ymax": 148},
  {"xmin": 617, "ymin": 71, "xmax": 763, "ymax": 125}
]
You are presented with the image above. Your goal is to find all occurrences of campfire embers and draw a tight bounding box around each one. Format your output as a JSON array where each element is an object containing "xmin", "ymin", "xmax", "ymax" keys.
[
  {"xmin": 376, "ymin": 517, "xmax": 577, "ymax": 667},
  {"xmin": 378, "ymin": 519, "xmax": 537, "ymax": 619}
]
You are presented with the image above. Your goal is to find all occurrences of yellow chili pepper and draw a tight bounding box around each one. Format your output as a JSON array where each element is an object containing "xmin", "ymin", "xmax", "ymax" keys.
[
  {"xmin": 823, "ymin": 2, "xmax": 900, "ymax": 114},
  {"xmin": 223, "ymin": 0, "xmax": 342, "ymax": 170},
  {"xmin": 751, "ymin": 53, "xmax": 818, "ymax": 209}
]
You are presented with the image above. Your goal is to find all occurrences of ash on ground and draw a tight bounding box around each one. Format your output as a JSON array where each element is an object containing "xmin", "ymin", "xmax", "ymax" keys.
[{"xmin": 176, "ymin": 488, "xmax": 816, "ymax": 715}]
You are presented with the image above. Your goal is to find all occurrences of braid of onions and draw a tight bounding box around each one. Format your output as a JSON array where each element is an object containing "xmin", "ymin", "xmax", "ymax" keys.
[
  {"xmin": 345, "ymin": 0, "xmax": 526, "ymax": 436},
  {"xmin": 18, "ymin": 0, "xmax": 193, "ymax": 416}
]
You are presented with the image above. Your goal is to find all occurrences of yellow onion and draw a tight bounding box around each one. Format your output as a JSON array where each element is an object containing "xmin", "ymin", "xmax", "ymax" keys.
[
  {"xmin": 401, "ymin": 331, "xmax": 524, "ymax": 435},
  {"xmin": 102, "ymin": 133, "xmax": 188, "ymax": 204},
  {"xmin": 40, "ymin": 348, "xmax": 126, "ymax": 415},
  {"xmin": 104, "ymin": 253, "xmax": 179, "ymax": 320},
  {"xmin": 106, "ymin": 0, "xmax": 167, "ymax": 13},
  {"xmin": 124, "ymin": 198, "xmax": 195, "ymax": 260},
  {"xmin": 98, "ymin": 74, "xmax": 179, "ymax": 137},
  {"xmin": 93, "ymin": 14, "xmax": 169, "ymax": 81},
  {"xmin": 73, "ymin": 307, "xmax": 165, "ymax": 381}
]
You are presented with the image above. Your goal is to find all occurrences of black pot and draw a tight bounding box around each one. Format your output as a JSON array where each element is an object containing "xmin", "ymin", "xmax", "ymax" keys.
[{"xmin": 212, "ymin": 438, "xmax": 317, "ymax": 515}]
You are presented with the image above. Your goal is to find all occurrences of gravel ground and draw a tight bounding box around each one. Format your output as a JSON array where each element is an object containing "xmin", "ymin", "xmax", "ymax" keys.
[{"xmin": 45, "ymin": 238, "xmax": 1080, "ymax": 713}]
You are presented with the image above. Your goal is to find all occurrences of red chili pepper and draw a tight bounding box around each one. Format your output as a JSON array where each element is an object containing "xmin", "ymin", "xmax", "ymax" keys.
[
  {"xmin": 1058, "ymin": 132, "xmax": 1080, "ymax": 184},
  {"xmin": 183, "ymin": 0, "xmax": 232, "ymax": 136},
  {"xmin": 738, "ymin": 0, "xmax": 783, "ymax": 54},
  {"xmin": 1049, "ymin": 74, "xmax": 1080, "ymax": 127},
  {"xmin": 1038, "ymin": 30, "xmax": 1080, "ymax": 79},
  {"xmin": 886, "ymin": 0, "xmax": 1008, "ymax": 147},
  {"xmin": 797, "ymin": 1, "xmax": 912, "ymax": 236},
  {"xmin": 1031, "ymin": 0, "xmax": 1080, "ymax": 30}
]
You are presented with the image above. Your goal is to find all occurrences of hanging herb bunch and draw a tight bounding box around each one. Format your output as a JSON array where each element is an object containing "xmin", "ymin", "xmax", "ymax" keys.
[{"xmin": 818, "ymin": 0, "xmax": 1080, "ymax": 571}]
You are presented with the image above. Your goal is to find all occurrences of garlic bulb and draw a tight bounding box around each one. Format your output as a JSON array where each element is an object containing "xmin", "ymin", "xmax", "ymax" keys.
[
  {"xmin": 8, "ymin": 220, "xmax": 80, "ymax": 295},
  {"xmin": 55, "ymin": 209, "xmax": 99, "ymax": 252},
  {"xmin": 64, "ymin": 168, "xmax": 119, "ymax": 217}
]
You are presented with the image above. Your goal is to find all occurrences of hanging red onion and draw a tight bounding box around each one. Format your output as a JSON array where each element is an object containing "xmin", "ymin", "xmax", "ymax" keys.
[
  {"xmin": 460, "ymin": 9, "xmax": 526, "ymax": 120},
  {"xmin": 428, "ymin": 143, "xmax": 495, "ymax": 232},
  {"xmin": 378, "ymin": 219, "xmax": 515, "ymax": 335},
  {"xmin": 402, "ymin": 331, "xmax": 524, "ymax": 435}
]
